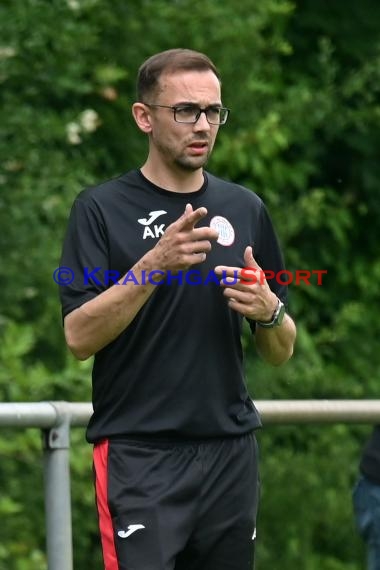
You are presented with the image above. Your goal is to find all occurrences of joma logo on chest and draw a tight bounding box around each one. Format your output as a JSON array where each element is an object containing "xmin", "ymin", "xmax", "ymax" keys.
[
  {"xmin": 137, "ymin": 210, "xmax": 167, "ymax": 239},
  {"xmin": 142, "ymin": 224, "xmax": 165, "ymax": 239}
]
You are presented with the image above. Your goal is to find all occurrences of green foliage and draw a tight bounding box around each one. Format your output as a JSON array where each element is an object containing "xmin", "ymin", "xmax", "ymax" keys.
[
  {"xmin": 256, "ymin": 423, "xmax": 367, "ymax": 570},
  {"xmin": 1, "ymin": 0, "xmax": 379, "ymax": 567}
]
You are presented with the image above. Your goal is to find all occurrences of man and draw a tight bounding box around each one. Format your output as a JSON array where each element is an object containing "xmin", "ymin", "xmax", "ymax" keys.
[
  {"xmin": 353, "ymin": 425, "xmax": 380, "ymax": 570},
  {"xmin": 60, "ymin": 48, "xmax": 296, "ymax": 570}
]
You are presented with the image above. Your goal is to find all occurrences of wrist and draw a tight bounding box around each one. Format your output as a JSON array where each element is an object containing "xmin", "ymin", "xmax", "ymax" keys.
[
  {"xmin": 133, "ymin": 252, "xmax": 167, "ymax": 285},
  {"xmin": 257, "ymin": 297, "xmax": 286, "ymax": 328},
  {"xmin": 262, "ymin": 295, "xmax": 279, "ymax": 322},
  {"xmin": 139, "ymin": 250, "xmax": 165, "ymax": 273}
]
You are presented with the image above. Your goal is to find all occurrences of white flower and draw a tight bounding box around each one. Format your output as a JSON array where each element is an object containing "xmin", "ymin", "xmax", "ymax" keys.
[
  {"xmin": 0, "ymin": 46, "xmax": 17, "ymax": 59},
  {"xmin": 67, "ymin": 0, "xmax": 80, "ymax": 10},
  {"xmin": 66, "ymin": 122, "xmax": 82, "ymax": 145},
  {"xmin": 80, "ymin": 109, "xmax": 100, "ymax": 133}
]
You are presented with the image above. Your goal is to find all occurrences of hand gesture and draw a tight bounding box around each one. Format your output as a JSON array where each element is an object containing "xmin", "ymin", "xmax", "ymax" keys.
[
  {"xmin": 152, "ymin": 204, "xmax": 219, "ymax": 272},
  {"xmin": 214, "ymin": 246, "xmax": 278, "ymax": 321}
]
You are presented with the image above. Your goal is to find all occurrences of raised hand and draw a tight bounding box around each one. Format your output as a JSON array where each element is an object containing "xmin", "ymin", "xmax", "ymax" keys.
[
  {"xmin": 152, "ymin": 203, "xmax": 219, "ymax": 272},
  {"xmin": 214, "ymin": 245, "xmax": 278, "ymax": 321}
]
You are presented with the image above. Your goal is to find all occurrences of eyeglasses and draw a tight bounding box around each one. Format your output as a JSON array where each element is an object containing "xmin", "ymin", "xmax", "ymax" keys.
[{"xmin": 144, "ymin": 103, "xmax": 230, "ymax": 125}]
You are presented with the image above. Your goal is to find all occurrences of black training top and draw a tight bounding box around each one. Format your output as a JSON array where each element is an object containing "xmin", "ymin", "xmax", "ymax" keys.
[
  {"xmin": 59, "ymin": 170, "xmax": 288, "ymax": 443},
  {"xmin": 360, "ymin": 425, "xmax": 380, "ymax": 485}
]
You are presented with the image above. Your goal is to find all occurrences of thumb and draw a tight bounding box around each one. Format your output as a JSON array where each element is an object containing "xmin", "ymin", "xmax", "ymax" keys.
[{"xmin": 244, "ymin": 245, "xmax": 261, "ymax": 269}]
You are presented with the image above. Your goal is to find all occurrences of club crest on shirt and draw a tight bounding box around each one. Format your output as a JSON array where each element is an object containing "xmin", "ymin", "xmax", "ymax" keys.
[{"xmin": 210, "ymin": 215, "xmax": 235, "ymax": 246}]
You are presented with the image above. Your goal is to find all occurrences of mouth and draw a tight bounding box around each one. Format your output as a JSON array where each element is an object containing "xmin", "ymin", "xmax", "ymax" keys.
[{"xmin": 187, "ymin": 141, "xmax": 209, "ymax": 155}]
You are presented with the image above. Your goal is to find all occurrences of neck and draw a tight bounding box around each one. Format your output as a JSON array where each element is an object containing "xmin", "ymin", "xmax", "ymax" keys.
[{"xmin": 140, "ymin": 161, "xmax": 205, "ymax": 193}]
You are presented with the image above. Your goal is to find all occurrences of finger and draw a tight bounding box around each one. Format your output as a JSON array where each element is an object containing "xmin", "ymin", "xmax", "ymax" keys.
[
  {"xmin": 183, "ymin": 252, "xmax": 207, "ymax": 265},
  {"xmin": 220, "ymin": 280, "xmax": 258, "ymax": 291},
  {"xmin": 226, "ymin": 298, "xmax": 253, "ymax": 317},
  {"xmin": 214, "ymin": 265, "xmax": 242, "ymax": 276},
  {"xmin": 176, "ymin": 204, "xmax": 208, "ymax": 231},
  {"xmin": 181, "ymin": 239, "xmax": 213, "ymax": 255},
  {"xmin": 215, "ymin": 265, "xmax": 266, "ymax": 286},
  {"xmin": 191, "ymin": 226, "xmax": 219, "ymax": 241},
  {"xmin": 223, "ymin": 287, "xmax": 249, "ymax": 300},
  {"xmin": 222, "ymin": 288, "xmax": 256, "ymax": 315},
  {"xmin": 244, "ymin": 245, "xmax": 261, "ymax": 270}
]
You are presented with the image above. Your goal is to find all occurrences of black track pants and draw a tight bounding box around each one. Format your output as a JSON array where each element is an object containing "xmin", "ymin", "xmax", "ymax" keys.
[{"xmin": 93, "ymin": 433, "xmax": 259, "ymax": 570}]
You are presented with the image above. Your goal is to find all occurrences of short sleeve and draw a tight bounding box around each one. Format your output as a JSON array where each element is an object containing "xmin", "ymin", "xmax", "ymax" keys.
[{"xmin": 59, "ymin": 194, "xmax": 109, "ymax": 319}]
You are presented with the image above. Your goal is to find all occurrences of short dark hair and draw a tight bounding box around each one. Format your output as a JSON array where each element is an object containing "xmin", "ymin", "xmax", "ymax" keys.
[{"xmin": 136, "ymin": 48, "xmax": 221, "ymax": 102}]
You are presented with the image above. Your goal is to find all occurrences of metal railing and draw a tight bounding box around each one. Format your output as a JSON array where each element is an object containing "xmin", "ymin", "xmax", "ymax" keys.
[{"xmin": 1, "ymin": 399, "xmax": 380, "ymax": 570}]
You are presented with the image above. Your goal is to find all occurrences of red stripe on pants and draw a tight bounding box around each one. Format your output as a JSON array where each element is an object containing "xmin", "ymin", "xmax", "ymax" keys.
[{"xmin": 93, "ymin": 440, "xmax": 119, "ymax": 569}]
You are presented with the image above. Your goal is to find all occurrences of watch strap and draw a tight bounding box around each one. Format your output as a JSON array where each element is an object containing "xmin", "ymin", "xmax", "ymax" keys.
[{"xmin": 256, "ymin": 298, "xmax": 285, "ymax": 328}]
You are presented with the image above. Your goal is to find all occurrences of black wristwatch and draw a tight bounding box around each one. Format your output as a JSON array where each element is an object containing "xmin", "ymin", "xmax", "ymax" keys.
[{"xmin": 256, "ymin": 298, "xmax": 286, "ymax": 328}]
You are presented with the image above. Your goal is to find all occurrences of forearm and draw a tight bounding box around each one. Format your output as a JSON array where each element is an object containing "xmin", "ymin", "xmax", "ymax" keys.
[
  {"xmin": 64, "ymin": 255, "xmax": 158, "ymax": 360},
  {"xmin": 254, "ymin": 313, "xmax": 296, "ymax": 366}
]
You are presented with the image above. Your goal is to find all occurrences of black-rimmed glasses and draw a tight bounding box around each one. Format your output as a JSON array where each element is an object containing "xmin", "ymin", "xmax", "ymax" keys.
[{"xmin": 144, "ymin": 103, "xmax": 230, "ymax": 125}]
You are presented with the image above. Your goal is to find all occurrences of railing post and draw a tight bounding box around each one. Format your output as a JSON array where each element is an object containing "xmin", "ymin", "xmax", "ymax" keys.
[{"xmin": 42, "ymin": 402, "xmax": 73, "ymax": 570}]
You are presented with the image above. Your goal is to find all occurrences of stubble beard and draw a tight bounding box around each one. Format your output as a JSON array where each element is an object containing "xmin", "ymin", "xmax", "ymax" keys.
[
  {"xmin": 153, "ymin": 134, "xmax": 212, "ymax": 173},
  {"xmin": 173, "ymin": 153, "xmax": 209, "ymax": 172}
]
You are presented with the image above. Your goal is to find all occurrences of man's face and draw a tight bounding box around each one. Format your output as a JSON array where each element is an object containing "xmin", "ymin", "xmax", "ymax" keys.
[{"xmin": 147, "ymin": 70, "xmax": 222, "ymax": 172}]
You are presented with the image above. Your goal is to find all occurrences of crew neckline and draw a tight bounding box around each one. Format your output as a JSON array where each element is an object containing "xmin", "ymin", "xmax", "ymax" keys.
[{"xmin": 137, "ymin": 169, "xmax": 208, "ymax": 199}]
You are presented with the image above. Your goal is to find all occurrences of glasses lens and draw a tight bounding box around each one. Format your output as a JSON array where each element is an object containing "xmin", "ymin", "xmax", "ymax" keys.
[
  {"xmin": 219, "ymin": 108, "xmax": 229, "ymax": 124},
  {"xmin": 174, "ymin": 106, "xmax": 199, "ymax": 123},
  {"xmin": 206, "ymin": 107, "xmax": 229, "ymax": 125}
]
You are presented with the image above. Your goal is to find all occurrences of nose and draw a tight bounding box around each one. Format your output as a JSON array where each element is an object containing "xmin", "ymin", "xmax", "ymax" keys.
[{"xmin": 193, "ymin": 111, "xmax": 211, "ymax": 131}]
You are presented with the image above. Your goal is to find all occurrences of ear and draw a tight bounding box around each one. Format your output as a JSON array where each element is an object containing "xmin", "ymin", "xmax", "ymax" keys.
[{"xmin": 132, "ymin": 102, "xmax": 153, "ymax": 133}]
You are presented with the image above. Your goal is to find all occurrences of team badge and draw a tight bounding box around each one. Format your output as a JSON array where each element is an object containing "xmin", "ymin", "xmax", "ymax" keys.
[{"xmin": 210, "ymin": 215, "xmax": 235, "ymax": 246}]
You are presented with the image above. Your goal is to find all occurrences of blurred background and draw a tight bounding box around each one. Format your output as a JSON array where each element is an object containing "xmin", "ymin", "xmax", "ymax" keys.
[{"xmin": 1, "ymin": 0, "xmax": 379, "ymax": 568}]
